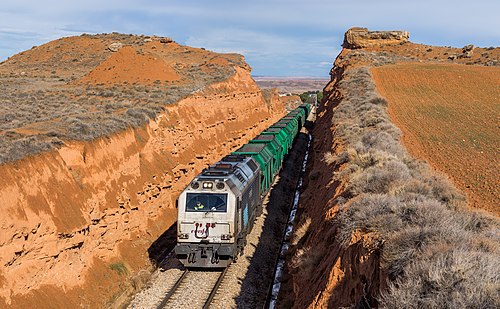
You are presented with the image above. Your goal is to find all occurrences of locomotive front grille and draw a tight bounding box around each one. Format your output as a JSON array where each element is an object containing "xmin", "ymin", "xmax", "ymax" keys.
[{"xmin": 175, "ymin": 243, "xmax": 236, "ymax": 267}]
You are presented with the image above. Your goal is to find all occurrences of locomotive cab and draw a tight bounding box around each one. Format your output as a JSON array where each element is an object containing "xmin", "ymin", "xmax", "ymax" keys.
[{"xmin": 175, "ymin": 155, "xmax": 260, "ymax": 268}]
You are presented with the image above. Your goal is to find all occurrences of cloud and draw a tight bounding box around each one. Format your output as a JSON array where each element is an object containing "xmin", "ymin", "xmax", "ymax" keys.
[
  {"xmin": 0, "ymin": 0, "xmax": 499, "ymax": 75},
  {"xmin": 185, "ymin": 27, "xmax": 340, "ymax": 76}
]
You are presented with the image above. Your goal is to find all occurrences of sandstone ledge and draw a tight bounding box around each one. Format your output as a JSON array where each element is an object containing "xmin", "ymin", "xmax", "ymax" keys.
[{"xmin": 343, "ymin": 27, "xmax": 410, "ymax": 49}]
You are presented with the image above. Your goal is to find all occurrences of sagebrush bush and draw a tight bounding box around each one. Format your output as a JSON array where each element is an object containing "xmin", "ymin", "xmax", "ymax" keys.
[
  {"xmin": 291, "ymin": 217, "xmax": 311, "ymax": 246},
  {"xmin": 324, "ymin": 63, "xmax": 499, "ymax": 307},
  {"xmin": 0, "ymin": 135, "xmax": 57, "ymax": 163},
  {"xmin": 322, "ymin": 151, "xmax": 336, "ymax": 165},
  {"xmin": 382, "ymin": 247, "xmax": 500, "ymax": 309}
]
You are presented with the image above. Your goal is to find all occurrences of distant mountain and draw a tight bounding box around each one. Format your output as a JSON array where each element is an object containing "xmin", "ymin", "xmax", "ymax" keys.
[{"xmin": 254, "ymin": 76, "xmax": 329, "ymax": 94}]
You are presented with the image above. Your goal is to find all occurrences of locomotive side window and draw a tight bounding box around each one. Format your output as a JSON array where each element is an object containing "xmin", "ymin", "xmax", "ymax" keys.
[
  {"xmin": 186, "ymin": 193, "xmax": 228, "ymax": 212},
  {"xmin": 247, "ymin": 160, "xmax": 258, "ymax": 172}
]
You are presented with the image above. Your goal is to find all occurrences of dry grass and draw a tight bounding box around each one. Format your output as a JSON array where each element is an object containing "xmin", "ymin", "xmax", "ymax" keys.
[
  {"xmin": 328, "ymin": 65, "xmax": 499, "ymax": 308},
  {"xmin": 0, "ymin": 33, "xmax": 243, "ymax": 164},
  {"xmin": 322, "ymin": 151, "xmax": 336, "ymax": 166}
]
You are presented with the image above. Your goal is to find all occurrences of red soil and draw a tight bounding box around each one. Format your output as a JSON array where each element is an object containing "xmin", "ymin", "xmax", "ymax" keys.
[
  {"xmin": 78, "ymin": 45, "xmax": 179, "ymax": 85},
  {"xmin": 372, "ymin": 62, "xmax": 500, "ymax": 215},
  {"xmin": 279, "ymin": 94, "xmax": 303, "ymax": 110}
]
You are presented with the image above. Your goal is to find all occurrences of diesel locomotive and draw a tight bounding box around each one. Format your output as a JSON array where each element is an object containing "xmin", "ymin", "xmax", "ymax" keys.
[{"xmin": 175, "ymin": 103, "xmax": 311, "ymax": 268}]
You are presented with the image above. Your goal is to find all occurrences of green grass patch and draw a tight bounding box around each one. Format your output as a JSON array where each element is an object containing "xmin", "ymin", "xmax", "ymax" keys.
[{"xmin": 109, "ymin": 262, "xmax": 129, "ymax": 276}]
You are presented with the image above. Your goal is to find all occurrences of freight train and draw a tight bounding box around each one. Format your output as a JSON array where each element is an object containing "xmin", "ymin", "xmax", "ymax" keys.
[{"xmin": 174, "ymin": 103, "xmax": 311, "ymax": 268}]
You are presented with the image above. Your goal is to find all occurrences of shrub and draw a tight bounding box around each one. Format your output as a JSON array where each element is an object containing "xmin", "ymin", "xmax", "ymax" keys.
[
  {"xmin": 382, "ymin": 247, "xmax": 500, "ymax": 308},
  {"xmin": 349, "ymin": 160, "xmax": 411, "ymax": 195},
  {"xmin": 109, "ymin": 262, "xmax": 129, "ymax": 276},
  {"xmin": 322, "ymin": 151, "xmax": 336, "ymax": 165},
  {"xmin": 0, "ymin": 136, "xmax": 54, "ymax": 163},
  {"xmin": 291, "ymin": 217, "xmax": 311, "ymax": 246}
]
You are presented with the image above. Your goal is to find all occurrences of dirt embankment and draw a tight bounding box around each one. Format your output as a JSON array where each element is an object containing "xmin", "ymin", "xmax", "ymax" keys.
[
  {"xmin": 279, "ymin": 94, "xmax": 303, "ymax": 111},
  {"xmin": 282, "ymin": 28, "xmax": 499, "ymax": 308},
  {"xmin": 281, "ymin": 63, "xmax": 386, "ymax": 308},
  {"xmin": 0, "ymin": 35, "xmax": 285, "ymax": 308}
]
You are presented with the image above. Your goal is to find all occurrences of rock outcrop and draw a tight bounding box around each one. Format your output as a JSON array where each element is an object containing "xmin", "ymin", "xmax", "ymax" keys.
[
  {"xmin": 343, "ymin": 27, "xmax": 409, "ymax": 49},
  {"xmin": 107, "ymin": 42, "xmax": 124, "ymax": 52}
]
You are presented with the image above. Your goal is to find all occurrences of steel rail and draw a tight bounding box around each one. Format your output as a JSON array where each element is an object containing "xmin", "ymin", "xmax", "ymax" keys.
[
  {"xmin": 203, "ymin": 267, "xmax": 228, "ymax": 309},
  {"xmin": 156, "ymin": 269, "xmax": 189, "ymax": 309}
]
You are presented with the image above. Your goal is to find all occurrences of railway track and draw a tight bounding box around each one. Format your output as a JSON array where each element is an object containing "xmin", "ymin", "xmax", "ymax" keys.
[
  {"xmin": 129, "ymin": 108, "xmax": 315, "ymax": 309},
  {"xmin": 157, "ymin": 268, "xmax": 227, "ymax": 309}
]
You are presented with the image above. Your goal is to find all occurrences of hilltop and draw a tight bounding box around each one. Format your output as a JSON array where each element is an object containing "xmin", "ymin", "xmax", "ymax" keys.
[
  {"xmin": 339, "ymin": 27, "xmax": 499, "ymax": 66},
  {"xmin": 0, "ymin": 33, "xmax": 247, "ymax": 164}
]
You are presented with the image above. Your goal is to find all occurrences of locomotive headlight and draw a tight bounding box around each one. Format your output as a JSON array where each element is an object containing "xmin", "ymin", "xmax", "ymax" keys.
[
  {"xmin": 179, "ymin": 233, "xmax": 189, "ymax": 239},
  {"xmin": 202, "ymin": 182, "xmax": 213, "ymax": 189},
  {"xmin": 216, "ymin": 182, "xmax": 225, "ymax": 190},
  {"xmin": 221, "ymin": 234, "xmax": 231, "ymax": 240},
  {"xmin": 191, "ymin": 182, "xmax": 200, "ymax": 189}
]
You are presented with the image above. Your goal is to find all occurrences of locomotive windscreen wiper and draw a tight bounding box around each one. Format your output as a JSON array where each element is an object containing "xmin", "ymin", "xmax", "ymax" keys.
[{"xmin": 209, "ymin": 204, "xmax": 226, "ymax": 212}]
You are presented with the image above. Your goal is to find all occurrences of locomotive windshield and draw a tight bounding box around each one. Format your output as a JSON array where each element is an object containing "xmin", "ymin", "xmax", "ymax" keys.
[{"xmin": 186, "ymin": 193, "xmax": 228, "ymax": 212}]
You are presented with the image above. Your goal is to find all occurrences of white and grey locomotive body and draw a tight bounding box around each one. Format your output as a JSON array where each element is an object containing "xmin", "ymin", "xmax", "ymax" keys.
[{"xmin": 175, "ymin": 154, "xmax": 261, "ymax": 268}]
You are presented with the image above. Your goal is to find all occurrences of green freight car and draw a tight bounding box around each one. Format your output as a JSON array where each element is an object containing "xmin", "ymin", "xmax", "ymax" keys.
[
  {"xmin": 261, "ymin": 127, "xmax": 292, "ymax": 157},
  {"xmin": 249, "ymin": 134, "xmax": 284, "ymax": 175},
  {"xmin": 232, "ymin": 143, "xmax": 274, "ymax": 195}
]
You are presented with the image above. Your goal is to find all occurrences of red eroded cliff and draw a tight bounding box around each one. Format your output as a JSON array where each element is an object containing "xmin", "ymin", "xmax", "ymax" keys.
[
  {"xmin": 0, "ymin": 64, "xmax": 284, "ymax": 307},
  {"xmin": 283, "ymin": 75, "xmax": 384, "ymax": 308},
  {"xmin": 283, "ymin": 28, "xmax": 499, "ymax": 308}
]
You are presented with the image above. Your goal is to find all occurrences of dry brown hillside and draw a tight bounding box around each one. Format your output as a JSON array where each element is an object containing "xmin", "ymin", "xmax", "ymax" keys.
[
  {"xmin": 0, "ymin": 33, "xmax": 246, "ymax": 163},
  {"xmin": 358, "ymin": 29, "xmax": 500, "ymax": 215},
  {"xmin": 332, "ymin": 28, "xmax": 500, "ymax": 215}
]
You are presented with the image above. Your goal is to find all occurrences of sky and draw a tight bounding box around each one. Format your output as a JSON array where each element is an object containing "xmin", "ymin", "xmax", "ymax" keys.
[{"xmin": 0, "ymin": 0, "xmax": 499, "ymax": 77}]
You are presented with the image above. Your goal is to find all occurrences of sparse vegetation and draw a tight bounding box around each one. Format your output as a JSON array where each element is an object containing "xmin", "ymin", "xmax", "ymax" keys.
[
  {"xmin": 322, "ymin": 151, "xmax": 335, "ymax": 165},
  {"xmin": 109, "ymin": 262, "xmax": 129, "ymax": 276},
  {"xmin": 0, "ymin": 33, "xmax": 245, "ymax": 164},
  {"xmin": 327, "ymin": 66, "xmax": 499, "ymax": 307}
]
